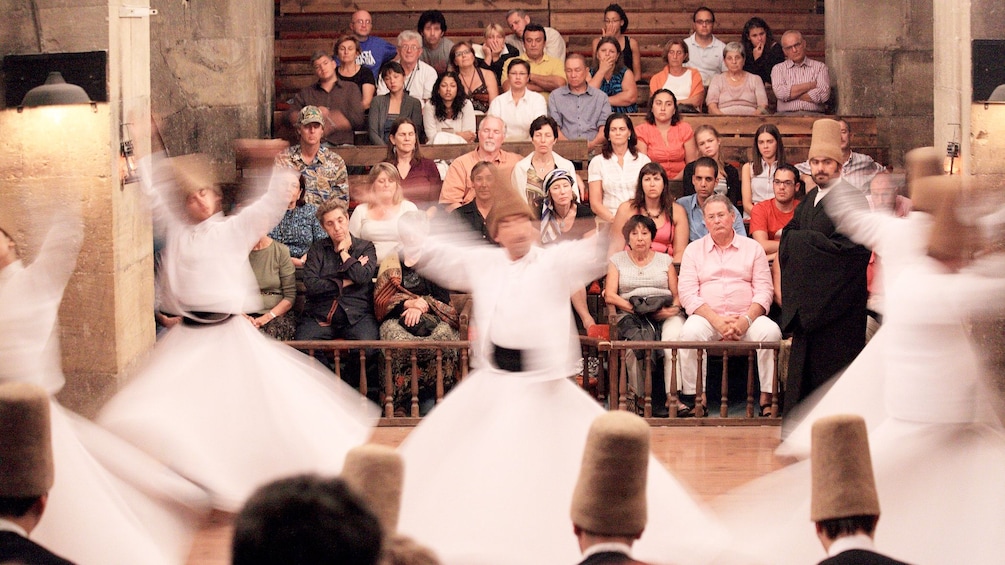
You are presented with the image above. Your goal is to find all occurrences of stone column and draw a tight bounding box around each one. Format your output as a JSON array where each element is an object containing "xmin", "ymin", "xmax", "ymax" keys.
[{"xmin": 967, "ymin": 0, "xmax": 1005, "ymax": 187}]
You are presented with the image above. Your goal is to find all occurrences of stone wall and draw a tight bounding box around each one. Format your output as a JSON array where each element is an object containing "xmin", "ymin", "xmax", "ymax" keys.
[{"xmin": 968, "ymin": 0, "xmax": 1005, "ymax": 187}]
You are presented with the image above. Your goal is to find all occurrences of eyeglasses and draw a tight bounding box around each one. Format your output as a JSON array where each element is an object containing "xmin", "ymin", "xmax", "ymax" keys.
[
  {"xmin": 400, "ymin": 44, "xmax": 421, "ymax": 52},
  {"xmin": 454, "ymin": 49, "xmax": 472, "ymax": 57},
  {"xmin": 772, "ymin": 179, "xmax": 796, "ymax": 187},
  {"xmin": 603, "ymin": 18, "xmax": 622, "ymax": 24},
  {"xmin": 782, "ymin": 41, "xmax": 804, "ymax": 51},
  {"xmin": 353, "ymin": 19, "xmax": 371, "ymax": 25},
  {"xmin": 694, "ymin": 19, "xmax": 714, "ymax": 25}
]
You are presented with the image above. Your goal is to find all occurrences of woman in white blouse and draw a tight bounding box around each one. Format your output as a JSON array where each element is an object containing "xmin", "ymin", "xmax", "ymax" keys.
[
  {"xmin": 348, "ymin": 162, "xmax": 419, "ymax": 262},
  {"xmin": 512, "ymin": 115, "xmax": 584, "ymax": 215},
  {"xmin": 422, "ymin": 72, "xmax": 476, "ymax": 144},
  {"xmin": 588, "ymin": 113, "xmax": 651, "ymax": 223}
]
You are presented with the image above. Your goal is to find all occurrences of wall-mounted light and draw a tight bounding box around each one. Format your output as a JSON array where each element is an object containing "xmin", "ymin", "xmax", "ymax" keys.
[
  {"xmin": 18, "ymin": 71, "xmax": 97, "ymax": 111},
  {"xmin": 945, "ymin": 141, "xmax": 961, "ymax": 176},
  {"xmin": 120, "ymin": 123, "xmax": 140, "ymax": 186}
]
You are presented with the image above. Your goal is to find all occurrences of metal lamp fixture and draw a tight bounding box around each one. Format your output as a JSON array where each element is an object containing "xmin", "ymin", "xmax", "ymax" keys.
[{"xmin": 20, "ymin": 71, "xmax": 92, "ymax": 107}]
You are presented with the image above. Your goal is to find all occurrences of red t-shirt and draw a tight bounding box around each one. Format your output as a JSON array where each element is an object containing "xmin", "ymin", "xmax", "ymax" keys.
[{"xmin": 749, "ymin": 199, "xmax": 794, "ymax": 240}]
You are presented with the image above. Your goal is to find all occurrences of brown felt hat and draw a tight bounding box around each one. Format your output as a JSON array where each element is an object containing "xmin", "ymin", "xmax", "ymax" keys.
[
  {"xmin": 485, "ymin": 180, "xmax": 533, "ymax": 239},
  {"xmin": 808, "ymin": 119, "xmax": 844, "ymax": 165},
  {"xmin": 171, "ymin": 153, "xmax": 221, "ymax": 198},
  {"xmin": 904, "ymin": 146, "xmax": 945, "ymax": 198},
  {"xmin": 916, "ymin": 175, "xmax": 981, "ymax": 263},
  {"xmin": 810, "ymin": 414, "xmax": 880, "ymax": 522},
  {"xmin": 570, "ymin": 411, "xmax": 649, "ymax": 536},
  {"xmin": 0, "ymin": 381, "xmax": 54, "ymax": 497},
  {"xmin": 341, "ymin": 444, "xmax": 404, "ymax": 537}
]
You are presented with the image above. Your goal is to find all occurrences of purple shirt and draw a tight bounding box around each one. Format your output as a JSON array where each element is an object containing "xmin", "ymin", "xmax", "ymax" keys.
[
  {"xmin": 678, "ymin": 233, "xmax": 773, "ymax": 316},
  {"xmin": 770, "ymin": 57, "xmax": 831, "ymax": 113}
]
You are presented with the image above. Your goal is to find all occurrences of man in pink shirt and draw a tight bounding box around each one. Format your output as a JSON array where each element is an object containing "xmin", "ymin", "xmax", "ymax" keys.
[{"xmin": 677, "ymin": 194, "xmax": 781, "ymax": 416}]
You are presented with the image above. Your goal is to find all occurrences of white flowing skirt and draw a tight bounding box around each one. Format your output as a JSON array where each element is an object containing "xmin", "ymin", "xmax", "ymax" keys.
[
  {"xmin": 99, "ymin": 317, "xmax": 379, "ymax": 511},
  {"xmin": 397, "ymin": 370, "xmax": 726, "ymax": 565}
]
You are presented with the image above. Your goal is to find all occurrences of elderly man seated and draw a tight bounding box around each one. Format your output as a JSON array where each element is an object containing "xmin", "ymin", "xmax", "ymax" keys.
[{"xmin": 677, "ymin": 194, "xmax": 781, "ymax": 416}]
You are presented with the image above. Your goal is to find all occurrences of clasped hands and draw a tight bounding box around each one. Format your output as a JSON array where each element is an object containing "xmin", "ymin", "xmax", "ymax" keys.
[
  {"xmin": 712, "ymin": 314, "xmax": 750, "ymax": 341},
  {"xmin": 402, "ymin": 298, "xmax": 430, "ymax": 327}
]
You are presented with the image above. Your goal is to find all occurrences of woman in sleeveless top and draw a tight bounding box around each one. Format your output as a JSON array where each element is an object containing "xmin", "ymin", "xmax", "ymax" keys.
[
  {"xmin": 609, "ymin": 161, "xmax": 689, "ymax": 264},
  {"xmin": 589, "ymin": 36, "xmax": 638, "ymax": 113},
  {"xmin": 591, "ymin": 3, "xmax": 641, "ymax": 77},
  {"xmin": 450, "ymin": 40, "xmax": 497, "ymax": 113},
  {"xmin": 740, "ymin": 124, "xmax": 785, "ymax": 216}
]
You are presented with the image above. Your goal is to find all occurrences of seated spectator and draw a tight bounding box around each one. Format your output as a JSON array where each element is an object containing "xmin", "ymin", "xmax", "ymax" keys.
[
  {"xmin": 246, "ymin": 235, "xmax": 296, "ymax": 340},
  {"xmin": 588, "ymin": 36, "xmax": 638, "ymax": 113},
  {"xmin": 504, "ymin": 9, "xmax": 566, "ymax": 61},
  {"xmin": 287, "ymin": 51, "xmax": 364, "ymax": 147},
  {"xmin": 605, "ymin": 215, "xmax": 684, "ymax": 415},
  {"xmin": 682, "ymin": 125, "xmax": 742, "ymax": 210},
  {"xmin": 417, "ymin": 10, "xmax": 453, "ymax": 75},
  {"xmin": 334, "ymin": 35, "xmax": 376, "ymax": 110},
  {"xmin": 439, "ymin": 116, "xmax": 521, "ymax": 211},
  {"xmin": 488, "ymin": 59, "xmax": 547, "ymax": 142},
  {"xmin": 275, "ymin": 105, "xmax": 350, "ymax": 205},
  {"xmin": 296, "ymin": 200, "xmax": 380, "ymax": 397},
  {"xmin": 539, "ymin": 169, "xmax": 595, "ymax": 244},
  {"xmin": 547, "ymin": 54, "xmax": 611, "ymax": 152},
  {"xmin": 369, "ymin": 62, "xmax": 425, "ymax": 145},
  {"xmin": 269, "ymin": 174, "xmax": 327, "ymax": 267},
  {"xmin": 449, "ymin": 41, "xmax": 498, "ymax": 113},
  {"xmin": 423, "ymin": 72, "xmax": 476, "ymax": 144},
  {"xmin": 232, "ymin": 474, "xmax": 382, "ymax": 565},
  {"xmin": 677, "ymin": 194, "xmax": 781, "ymax": 416},
  {"xmin": 383, "ymin": 118, "xmax": 441, "ymax": 210},
  {"xmin": 512, "ymin": 115, "xmax": 585, "ymax": 214},
  {"xmin": 863, "ymin": 171, "xmax": 912, "ymax": 338},
  {"xmin": 610, "ymin": 162, "xmax": 689, "ymax": 263},
  {"xmin": 741, "ymin": 17, "xmax": 785, "ymax": 87},
  {"xmin": 350, "ymin": 163, "xmax": 420, "ymax": 263},
  {"xmin": 749, "ymin": 163, "xmax": 801, "ymax": 262},
  {"xmin": 451, "ymin": 161, "xmax": 498, "ymax": 243},
  {"xmin": 591, "ymin": 3, "xmax": 642, "ymax": 77},
  {"xmin": 707, "ymin": 42, "xmax": 768, "ymax": 116},
  {"xmin": 588, "ymin": 114, "xmax": 652, "ymax": 224},
  {"xmin": 649, "ymin": 39, "xmax": 705, "ymax": 113},
  {"xmin": 349, "ymin": 10, "xmax": 397, "ymax": 81},
  {"xmin": 771, "ymin": 30, "xmax": 830, "ymax": 114},
  {"xmin": 375, "ymin": 212, "xmax": 460, "ymax": 417},
  {"xmin": 501, "ymin": 24, "xmax": 567, "ymax": 99},
  {"xmin": 635, "ymin": 89, "xmax": 697, "ymax": 182},
  {"xmin": 376, "ymin": 31, "xmax": 437, "ymax": 105},
  {"xmin": 684, "ymin": 7, "xmax": 727, "ymax": 86},
  {"xmin": 740, "ymin": 124, "xmax": 786, "ymax": 216},
  {"xmin": 678, "ymin": 157, "xmax": 746, "ymax": 241},
  {"xmin": 474, "ymin": 23, "xmax": 518, "ymax": 84},
  {"xmin": 796, "ymin": 118, "xmax": 886, "ymax": 192}
]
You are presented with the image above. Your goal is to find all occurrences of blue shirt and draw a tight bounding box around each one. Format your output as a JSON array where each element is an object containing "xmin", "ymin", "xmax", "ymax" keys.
[
  {"xmin": 547, "ymin": 85, "xmax": 611, "ymax": 142},
  {"xmin": 678, "ymin": 194, "xmax": 746, "ymax": 242},
  {"xmin": 355, "ymin": 36, "xmax": 398, "ymax": 80},
  {"xmin": 269, "ymin": 204, "xmax": 327, "ymax": 259}
]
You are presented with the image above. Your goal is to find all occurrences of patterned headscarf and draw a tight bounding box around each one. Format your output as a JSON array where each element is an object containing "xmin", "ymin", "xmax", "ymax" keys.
[{"xmin": 539, "ymin": 169, "xmax": 578, "ymax": 244}]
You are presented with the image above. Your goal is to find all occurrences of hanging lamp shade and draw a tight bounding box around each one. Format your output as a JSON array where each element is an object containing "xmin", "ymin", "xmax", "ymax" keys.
[{"xmin": 20, "ymin": 71, "xmax": 91, "ymax": 107}]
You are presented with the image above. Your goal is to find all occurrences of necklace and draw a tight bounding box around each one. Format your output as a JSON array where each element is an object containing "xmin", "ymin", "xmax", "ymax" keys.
[
  {"xmin": 459, "ymin": 67, "xmax": 479, "ymax": 93},
  {"xmin": 644, "ymin": 207, "xmax": 662, "ymax": 219}
]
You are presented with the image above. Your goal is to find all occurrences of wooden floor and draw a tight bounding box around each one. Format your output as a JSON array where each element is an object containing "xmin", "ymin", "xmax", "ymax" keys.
[{"xmin": 185, "ymin": 424, "xmax": 793, "ymax": 565}]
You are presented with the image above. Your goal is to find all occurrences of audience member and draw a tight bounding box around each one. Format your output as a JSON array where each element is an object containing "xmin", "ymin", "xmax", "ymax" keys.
[
  {"xmin": 592, "ymin": 3, "xmax": 642, "ymax": 78},
  {"xmin": 571, "ymin": 412, "xmax": 654, "ymax": 564},
  {"xmin": 740, "ymin": 124, "xmax": 785, "ymax": 216},
  {"xmin": 649, "ymin": 40, "xmax": 705, "ymax": 113},
  {"xmin": 797, "ymin": 118, "xmax": 886, "ymax": 191},
  {"xmin": 423, "ymin": 72, "xmax": 476, "ymax": 143},
  {"xmin": 335, "ymin": 35, "xmax": 376, "ymax": 110},
  {"xmin": 231, "ymin": 474, "xmax": 382, "ymax": 565},
  {"xmin": 513, "ymin": 115, "xmax": 585, "ymax": 213},
  {"xmin": 269, "ymin": 173, "xmax": 327, "ymax": 267},
  {"xmin": 451, "ymin": 161, "xmax": 497, "ymax": 243},
  {"xmin": 275, "ymin": 105, "xmax": 350, "ymax": 205},
  {"xmin": 741, "ymin": 17, "xmax": 785, "ymax": 87},
  {"xmin": 287, "ymin": 51, "xmax": 364, "ymax": 147},
  {"xmin": 297, "ymin": 199, "xmax": 380, "ymax": 397},
  {"xmin": 540, "ymin": 169, "xmax": 597, "ymax": 331},
  {"xmin": 383, "ymin": 118, "xmax": 441, "ymax": 210},
  {"xmin": 589, "ymin": 36, "xmax": 638, "ymax": 113},
  {"xmin": 474, "ymin": 23, "xmax": 518, "ymax": 84},
  {"xmin": 605, "ymin": 215, "xmax": 684, "ymax": 414},
  {"xmin": 677, "ymin": 194, "xmax": 781, "ymax": 416},
  {"xmin": 778, "ymin": 119, "xmax": 871, "ymax": 412},
  {"xmin": 501, "ymin": 24, "xmax": 567, "ymax": 98},
  {"xmin": 349, "ymin": 10, "xmax": 397, "ymax": 81},
  {"xmin": 488, "ymin": 59, "xmax": 547, "ymax": 142},
  {"xmin": 450, "ymin": 41, "xmax": 498, "ymax": 113},
  {"xmin": 771, "ymin": 30, "xmax": 831, "ymax": 114},
  {"xmin": 376, "ymin": 31, "xmax": 437, "ymax": 105},
  {"xmin": 0, "ymin": 381, "xmax": 75, "ymax": 565},
  {"xmin": 678, "ymin": 157, "xmax": 746, "ymax": 241},
  {"xmin": 750, "ymin": 163, "xmax": 801, "ymax": 262},
  {"xmin": 684, "ymin": 7, "xmax": 727, "ymax": 86},
  {"xmin": 547, "ymin": 54, "xmax": 611, "ymax": 151},
  {"xmin": 247, "ymin": 235, "xmax": 296, "ymax": 340},
  {"xmin": 635, "ymin": 89, "xmax": 697, "ymax": 182},
  {"xmin": 369, "ymin": 62, "xmax": 425, "ymax": 145},
  {"xmin": 609, "ymin": 162, "xmax": 689, "ymax": 264},
  {"xmin": 350, "ymin": 163, "xmax": 420, "ymax": 263},
  {"xmin": 504, "ymin": 9, "xmax": 566, "ymax": 61},
  {"xmin": 683, "ymin": 125, "xmax": 742, "ymax": 210},
  {"xmin": 588, "ymin": 114, "xmax": 652, "ymax": 223},
  {"xmin": 439, "ymin": 116, "xmax": 521, "ymax": 211},
  {"xmin": 862, "ymin": 172, "xmax": 911, "ymax": 338},
  {"xmin": 417, "ymin": 10, "xmax": 454, "ymax": 75},
  {"xmin": 707, "ymin": 42, "xmax": 768, "ymax": 115}
]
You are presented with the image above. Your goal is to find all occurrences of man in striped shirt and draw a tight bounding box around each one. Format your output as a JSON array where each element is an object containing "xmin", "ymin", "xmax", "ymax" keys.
[{"xmin": 771, "ymin": 30, "xmax": 831, "ymax": 114}]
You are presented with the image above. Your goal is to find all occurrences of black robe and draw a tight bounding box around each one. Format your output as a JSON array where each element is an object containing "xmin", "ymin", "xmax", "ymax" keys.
[
  {"xmin": 0, "ymin": 531, "xmax": 76, "ymax": 565},
  {"xmin": 778, "ymin": 181, "xmax": 871, "ymax": 412},
  {"xmin": 818, "ymin": 548, "xmax": 912, "ymax": 565}
]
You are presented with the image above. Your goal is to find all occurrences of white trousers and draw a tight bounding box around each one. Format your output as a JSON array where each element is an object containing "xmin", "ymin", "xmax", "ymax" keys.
[{"xmin": 676, "ymin": 315, "xmax": 781, "ymax": 395}]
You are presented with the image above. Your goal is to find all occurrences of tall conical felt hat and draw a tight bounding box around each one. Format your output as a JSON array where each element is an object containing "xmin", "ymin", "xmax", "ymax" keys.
[
  {"xmin": 171, "ymin": 153, "xmax": 221, "ymax": 197},
  {"xmin": 341, "ymin": 444, "xmax": 404, "ymax": 537},
  {"xmin": 808, "ymin": 119, "xmax": 844, "ymax": 164},
  {"xmin": 905, "ymin": 146, "xmax": 948, "ymax": 212},
  {"xmin": 570, "ymin": 411, "xmax": 649, "ymax": 535},
  {"xmin": 485, "ymin": 178, "xmax": 533, "ymax": 239},
  {"xmin": 811, "ymin": 414, "xmax": 880, "ymax": 522},
  {"xmin": 916, "ymin": 175, "xmax": 981, "ymax": 263},
  {"xmin": 0, "ymin": 381, "xmax": 54, "ymax": 497}
]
